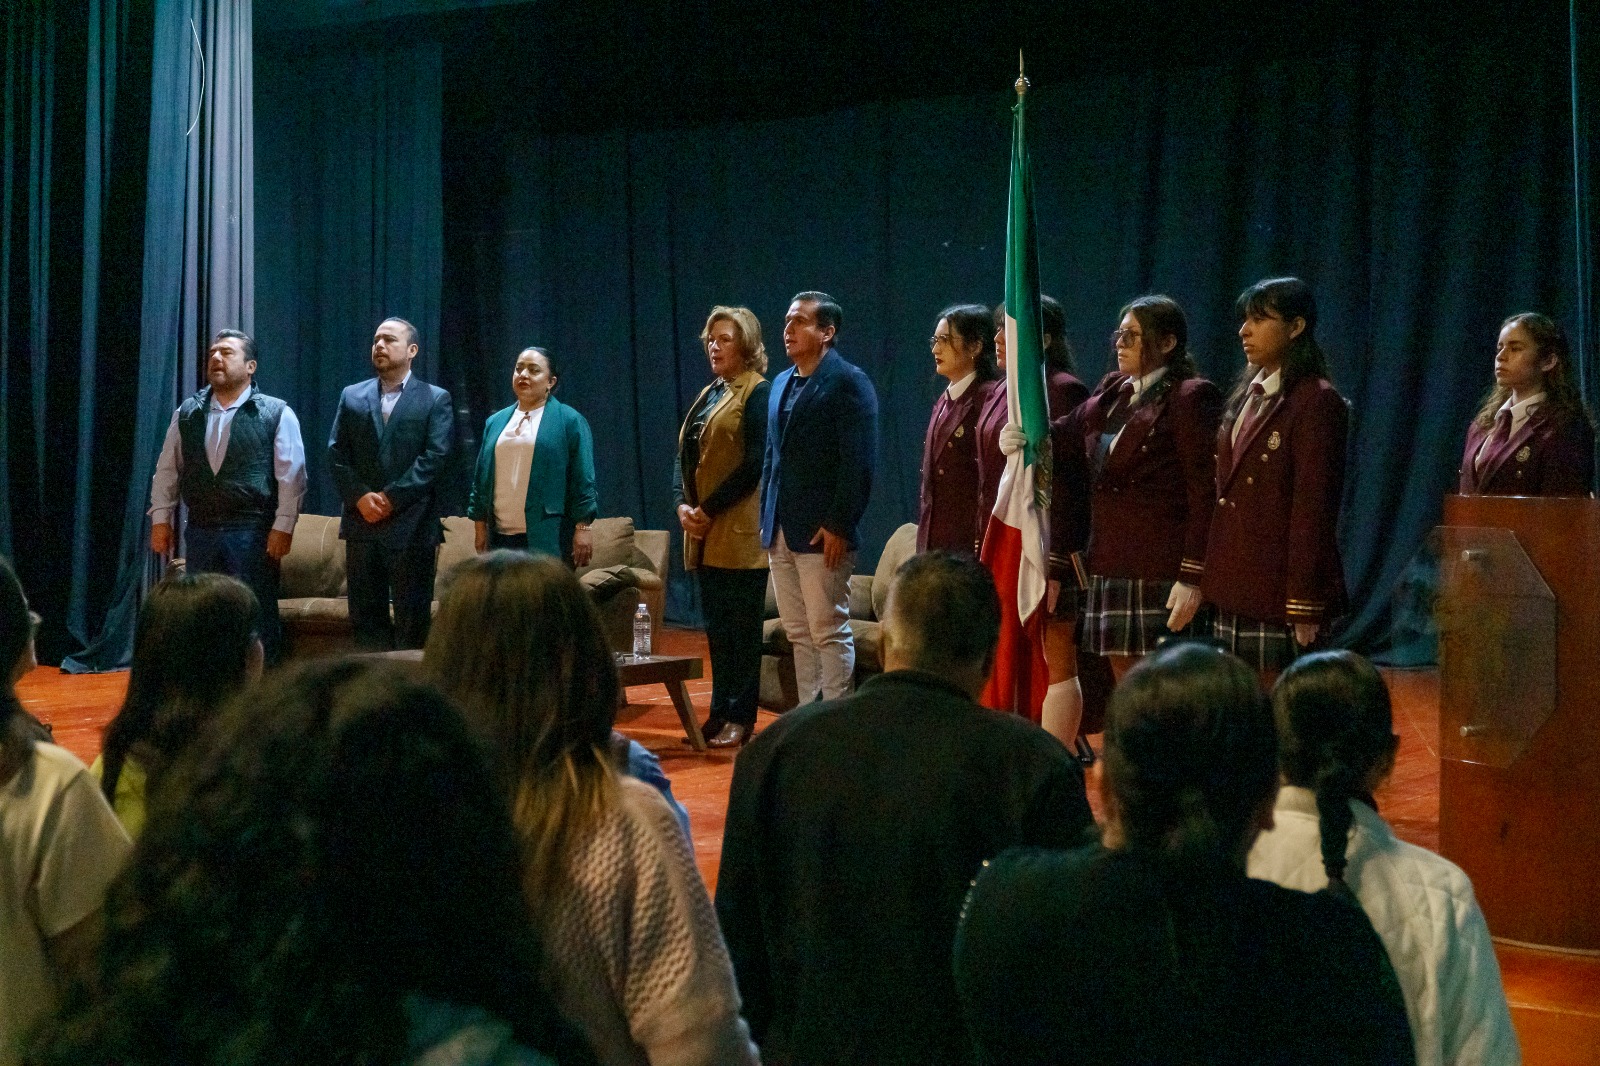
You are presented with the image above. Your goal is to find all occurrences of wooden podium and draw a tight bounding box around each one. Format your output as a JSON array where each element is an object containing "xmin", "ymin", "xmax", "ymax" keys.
[{"xmin": 1437, "ymin": 495, "xmax": 1600, "ymax": 952}]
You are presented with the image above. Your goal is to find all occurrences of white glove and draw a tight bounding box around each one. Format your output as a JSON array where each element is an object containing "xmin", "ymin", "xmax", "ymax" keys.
[
  {"xmin": 1165, "ymin": 581, "xmax": 1203, "ymax": 632},
  {"xmin": 998, "ymin": 422, "xmax": 1027, "ymax": 456},
  {"xmin": 1294, "ymin": 622, "xmax": 1320, "ymax": 647}
]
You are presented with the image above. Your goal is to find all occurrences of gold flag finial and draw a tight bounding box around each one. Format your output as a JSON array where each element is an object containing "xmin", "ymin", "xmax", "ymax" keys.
[{"xmin": 1015, "ymin": 50, "xmax": 1028, "ymax": 95}]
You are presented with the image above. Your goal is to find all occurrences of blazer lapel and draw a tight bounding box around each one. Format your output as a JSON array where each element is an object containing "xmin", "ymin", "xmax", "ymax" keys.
[
  {"xmin": 1478, "ymin": 410, "xmax": 1544, "ymax": 487},
  {"xmin": 778, "ymin": 351, "xmax": 838, "ymax": 450},
  {"xmin": 367, "ymin": 379, "xmax": 387, "ymax": 443},
  {"xmin": 1460, "ymin": 421, "xmax": 1490, "ymax": 493},
  {"xmin": 1223, "ymin": 393, "xmax": 1284, "ymax": 490},
  {"xmin": 1104, "ymin": 377, "xmax": 1171, "ymax": 478}
]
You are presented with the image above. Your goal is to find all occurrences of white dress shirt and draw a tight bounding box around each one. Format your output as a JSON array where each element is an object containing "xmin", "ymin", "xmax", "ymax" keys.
[
  {"xmin": 945, "ymin": 371, "xmax": 977, "ymax": 401},
  {"xmin": 1231, "ymin": 366, "xmax": 1283, "ymax": 444},
  {"xmin": 493, "ymin": 405, "xmax": 545, "ymax": 533},
  {"xmin": 148, "ymin": 387, "xmax": 308, "ymax": 534},
  {"xmin": 1110, "ymin": 365, "xmax": 1169, "ymax": 452},
  {"xmin": 380, "ymin": 370, "xmax": 412, "ymax": 423}
]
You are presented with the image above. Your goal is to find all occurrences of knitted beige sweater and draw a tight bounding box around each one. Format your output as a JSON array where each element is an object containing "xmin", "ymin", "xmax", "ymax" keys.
[{"xmin": 543, "ymin": 776, "xmax": 759, "ymax": 1066}]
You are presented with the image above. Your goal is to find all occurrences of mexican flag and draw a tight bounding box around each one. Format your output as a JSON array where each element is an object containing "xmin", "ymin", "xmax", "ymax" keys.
[{"xmin": 980, "ymin": 72, "xmax": 1051, "ymax": 721}]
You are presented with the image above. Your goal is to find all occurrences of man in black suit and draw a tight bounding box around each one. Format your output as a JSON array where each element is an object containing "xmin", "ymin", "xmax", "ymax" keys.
[
  {"xmin": 327, "ymin": 317, "xmax": 454, "ymax": 649},
  {"xmin": 715, "ymin": 551, "xmax": 1095, "ymax": 1066}
]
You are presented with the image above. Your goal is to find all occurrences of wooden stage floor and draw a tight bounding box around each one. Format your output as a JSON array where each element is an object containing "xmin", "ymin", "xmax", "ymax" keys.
[{"xmin": 19, "ymin": 629, "xmax": 1598, "ymax": 1065}]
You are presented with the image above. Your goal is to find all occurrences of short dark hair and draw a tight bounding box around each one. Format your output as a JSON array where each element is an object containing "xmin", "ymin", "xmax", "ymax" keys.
[
  {"xmin": 381, "ymin": 316, "xmax": 419, "ymax": 348},
  {"xmin": 792, "ymin": 291, "xmax": 843, "ymax": 342},
  {"xmin": 212, "ymin": 329, "xmax": 257, "ymax": 364},
  {"xmin": 884, "ymin": 551, "xmax": 1000, "ymax": 672},
  {"xmin": 518, "ymin": 346, "xmax": 560, "ymax": 384},
  {"xmin": 1104, "ymin": 643, "xmax": 1278, "ymax": 872}
]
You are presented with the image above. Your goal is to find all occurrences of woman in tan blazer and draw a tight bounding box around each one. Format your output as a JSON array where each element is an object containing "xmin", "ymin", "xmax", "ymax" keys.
[{"xmin": 674, "ymin": 306, "xmax": 772, "ymax": 748}]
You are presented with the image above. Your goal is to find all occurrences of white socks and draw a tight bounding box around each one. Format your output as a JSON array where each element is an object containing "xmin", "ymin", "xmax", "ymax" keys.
[{"xmin": 1040, "ymin": 678, "xmax": 1083, "ymax": 746}]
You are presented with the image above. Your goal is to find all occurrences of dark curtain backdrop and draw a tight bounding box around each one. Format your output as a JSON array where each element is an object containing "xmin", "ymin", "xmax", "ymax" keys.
[
  {"xmin": 0, "ymin": 0, "xmax": 151, "ymax": 666},
  {"xmin": 254, "ymin": 38, "xmax": 445, "ymax": 521},
  {"xmin": 64, "ymin": 0, "xmax": 254, "ymax": 670},
  {"xmin": 251, "ymin": 4, "xmax": 1593, "ymax": 653}
]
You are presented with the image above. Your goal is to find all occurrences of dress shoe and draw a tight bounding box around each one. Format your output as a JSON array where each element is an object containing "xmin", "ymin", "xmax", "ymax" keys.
[
  {"xmin": 706, "ymin": 721, "xmax": 751, "ymax": 749},
  {"xmin": 687, "ymin": 717, "xmax": 726, "ymax": 748}
]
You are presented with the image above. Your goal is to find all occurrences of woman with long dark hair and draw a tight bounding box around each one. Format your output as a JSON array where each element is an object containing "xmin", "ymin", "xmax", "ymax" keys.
[
  {"xmin": 1075, "ymin": 295, "xmax": 1222, "ymax": 684},
  {"xmin": 1249, "ymin": 651, "xmax": 1519, "ymax": 1065},
  {"xmin": 31, "ymin": 657, "xmax": 590, "ymax": 1066},
  {"xmin": 1203, "ymin": 277, "xmax": 1349, "ymax": 680},
  {"xmin": 92, "ymin": 573, "xmax": 262, "ymax": 837},
  {"xmin": 426, "ymin": 552, "xmax": 758, "ymax": 1066},
  {"xmin": 918, "ymin": 303, "xmax": 1000, "ymax": 554},
  {"xmin": 986, "ymin": 297, "xmax": 1092, "ymax": 742},
  {"xmin": 954, "ymin": 643, "xmax": 1413, "ymax": 1065},
  {"xmin": 1458, "ymin": 312, "xmax": 1594, "ymax": 496},
  {"xmin": 0, "ymin": 558, "xmax": 130, "ymax": 1066}
]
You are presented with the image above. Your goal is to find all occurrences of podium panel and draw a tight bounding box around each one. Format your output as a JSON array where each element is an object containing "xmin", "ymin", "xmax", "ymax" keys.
[
  {"xmin": 1437, "ymin": 496, "xmax": 1600, "ymax": 952},
  {"xmin": 1433, "ymin": 527, "xmax": 1555, "ymax": 768}
]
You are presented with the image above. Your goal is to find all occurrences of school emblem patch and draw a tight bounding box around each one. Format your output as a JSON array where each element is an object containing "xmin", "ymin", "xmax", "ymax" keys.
[
  {"xmin": 1267, "ymin": 431, "xmax": 1282, "ymax": 451},
  {"xmin": 954, "ymin": 426, "xmax": 964, "ymax": 438},
  {"xmin": 1515, "ymin": 445, "xmax": 1531, "ymax": 463}
]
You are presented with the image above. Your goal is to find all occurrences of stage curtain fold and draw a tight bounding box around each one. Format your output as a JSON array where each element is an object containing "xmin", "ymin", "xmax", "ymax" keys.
[{"xmin": 64, "ymin": 0, "xmax": 252, "ymax": 670}]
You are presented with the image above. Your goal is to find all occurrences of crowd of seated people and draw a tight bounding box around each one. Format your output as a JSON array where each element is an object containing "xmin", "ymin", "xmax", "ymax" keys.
[{"xmin": 0, "ymin": 544, "xmax": 1519, "ymax": 1065}]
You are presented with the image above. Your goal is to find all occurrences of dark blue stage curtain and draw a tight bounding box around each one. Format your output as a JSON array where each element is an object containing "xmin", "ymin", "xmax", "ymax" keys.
[
  {"xmin": 254, "ymin": 39, "xmax": 446, "ymax": 520},
  {"xmin": 0, "ymin": 0, "xmax": 151, "ymax": 668},
  {"xmin": 59, "ymin": 0, "xmax": 253, "ymax": 671}
]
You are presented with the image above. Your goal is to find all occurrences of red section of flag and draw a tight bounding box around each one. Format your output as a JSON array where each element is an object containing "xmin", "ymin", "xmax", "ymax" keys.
[{"xmin": 979, "ymin": 515, "xmax": 1049, "ymax": 721}]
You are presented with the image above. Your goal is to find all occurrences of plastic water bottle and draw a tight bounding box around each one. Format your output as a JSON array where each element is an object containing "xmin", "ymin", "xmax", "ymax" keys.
[{"xmin": 632, "ymin": 602, "xmax": 652, "ymax": 659}]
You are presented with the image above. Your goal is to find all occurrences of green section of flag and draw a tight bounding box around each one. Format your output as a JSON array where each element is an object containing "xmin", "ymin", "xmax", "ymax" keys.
[{"xmin": 1006, "ymin": 89, "xmax": 1049, "ymax": 464}]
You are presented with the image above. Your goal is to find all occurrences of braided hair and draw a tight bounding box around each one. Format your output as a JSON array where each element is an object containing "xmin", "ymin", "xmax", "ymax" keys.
[{"xmin": 1272, "ymin": 651, "xmax": 1399, "ymax": 901}]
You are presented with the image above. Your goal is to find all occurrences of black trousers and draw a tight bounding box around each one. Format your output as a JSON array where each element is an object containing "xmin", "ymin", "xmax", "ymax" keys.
[
  {"xmin": 697, "ymin": 566, "xmax": 768, "ymax": 727},
  {"xmin": 346, "ymin": 534, "xmax": 439, "ymax": 651}
]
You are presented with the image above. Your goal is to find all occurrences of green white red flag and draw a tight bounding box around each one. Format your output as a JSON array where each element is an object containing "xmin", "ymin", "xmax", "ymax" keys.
[{"xmin": 980, "ymin": 66, "xmax": 1051, "ymax": 720}]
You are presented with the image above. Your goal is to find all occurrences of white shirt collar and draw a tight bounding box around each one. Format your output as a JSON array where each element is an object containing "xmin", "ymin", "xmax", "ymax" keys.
[
  {"xmin": 1250, "ymin": 367, "xmax": 1283, "ymax": 398},
  {"xmin": 209, "ymin": 386, "xmax": 251, "ymax": 412},
  {"xmin": 1129, "ymin": 365, "xmax": 1167, "ymax": 399},
  {"xmin": 946, "ymin": 372, "xmax": 977, "ymax": 401},
  {"xmin": 1499, "ymin": 391, "xmax": 1545, "ymax": 422}
]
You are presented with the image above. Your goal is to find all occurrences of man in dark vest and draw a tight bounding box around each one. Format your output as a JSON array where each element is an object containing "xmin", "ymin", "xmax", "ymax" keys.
[
  {"xmin": 149, "ymin": 329, "xmax": 307, "ymax": 663},
  {"xmin": 327, "ymin": 317, "xmax": 454, "ymax": 650}
]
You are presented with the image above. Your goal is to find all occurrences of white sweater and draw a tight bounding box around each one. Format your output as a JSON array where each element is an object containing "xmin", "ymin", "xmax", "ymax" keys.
[
  {"xmin": 1248, "ymin": 786, "xmax": 1520, "ymax": 1066},
  {"xmin": 543, "ymin": 776, "xmax": 759, "ymax": 1066}
]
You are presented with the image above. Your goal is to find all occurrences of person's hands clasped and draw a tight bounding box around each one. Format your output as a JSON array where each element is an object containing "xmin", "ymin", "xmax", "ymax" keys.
[
  {"xmin": 1294, "ymin": 622, "xmax": 1319, "ymax": 647},
  {"xmin": 810, "ymin": 527, "xmax": 849, "ymax": 571},
  {"xmin": 572, "ymin": 524, "xmax": 594, "ymax": 568},
  {"xmin": 998, "ymin": 422, "xmax": 1028, "ymax": 457},
  {"xmin": 356, "ymin": 491, "xmax": 392, "ymax": 524},
  {"xmin": 677, "ymin": 504, "xmax": 712, "ymax": 538},
  {"xmin": 1165, "ymin": 582, "xmax": 1203, "ymax": 632}
]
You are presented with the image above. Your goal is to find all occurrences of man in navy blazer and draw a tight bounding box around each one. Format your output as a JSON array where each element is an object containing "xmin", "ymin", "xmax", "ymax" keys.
[
  {"xmin": 761, "ymin": 291, "xmax": 879, "ymax": 702},
  {"xmin": 327, "ymin": 317, "xmax": 455, "ymax": 650}
]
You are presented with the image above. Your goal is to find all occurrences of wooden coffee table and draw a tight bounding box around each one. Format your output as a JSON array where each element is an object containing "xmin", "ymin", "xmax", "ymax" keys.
[
  {"xmin": 615, "ymin": 654, "xmax": 707, "ymax": 751},
  {"xmin": 361, "ymin": 649, "xmax": 707, "ymax": 751}
]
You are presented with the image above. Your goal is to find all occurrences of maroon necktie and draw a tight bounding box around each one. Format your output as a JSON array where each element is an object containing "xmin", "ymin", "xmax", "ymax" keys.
[{"xmin": 1476, "ymin": 409, "xmax": 1514, "ymax": 474}]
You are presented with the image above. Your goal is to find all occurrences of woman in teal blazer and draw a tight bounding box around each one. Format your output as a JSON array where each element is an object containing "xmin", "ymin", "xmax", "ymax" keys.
[{"xmin": 468, "ymin": 347, "xmax": 599, "ymax": 566}]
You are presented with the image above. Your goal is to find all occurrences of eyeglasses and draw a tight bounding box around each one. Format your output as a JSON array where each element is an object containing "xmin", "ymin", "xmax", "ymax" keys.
[
  {"xmin": 1110, "ymin": 328, "xmax": 1143, "ymax": 349},
  {"xmin": 929, "ymin": 333, "xmax": 954, "ymax": 349}
]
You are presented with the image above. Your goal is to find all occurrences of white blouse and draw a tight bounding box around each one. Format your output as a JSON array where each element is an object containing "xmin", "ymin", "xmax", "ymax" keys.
[{"xmin": 494, "ymin": 405, "xmax": 545, "ymax": 533}]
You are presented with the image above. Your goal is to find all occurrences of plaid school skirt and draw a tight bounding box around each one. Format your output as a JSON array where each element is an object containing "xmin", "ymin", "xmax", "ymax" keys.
[
  {"xmin": 1212, "ymin": 611, "xmax": 1300, "ymax": 673},
  {"xmin": 1079, "ymin": 575, "xmax": 1213, "ymax": 657}
]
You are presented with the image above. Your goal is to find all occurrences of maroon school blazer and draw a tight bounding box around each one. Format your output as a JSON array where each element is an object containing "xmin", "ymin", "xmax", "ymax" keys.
[
  {"xmin": 1047, "ymin": 374, "xmax": 1092, "ymax": 580},
  {"xmin": 1202, "ymin": 376, "xmax": 1349, "ymax": 626},
  {"xmin": 1079, "ymin": 371, "xmax": 1222, "ymax": 584},
  {"xmin": 1457, "ymin": 407, "xmax": 1595, "ymax": 497},
  {"xmin": 918, "ymin": 377, "xmax": 998, "ymax": 553}
]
